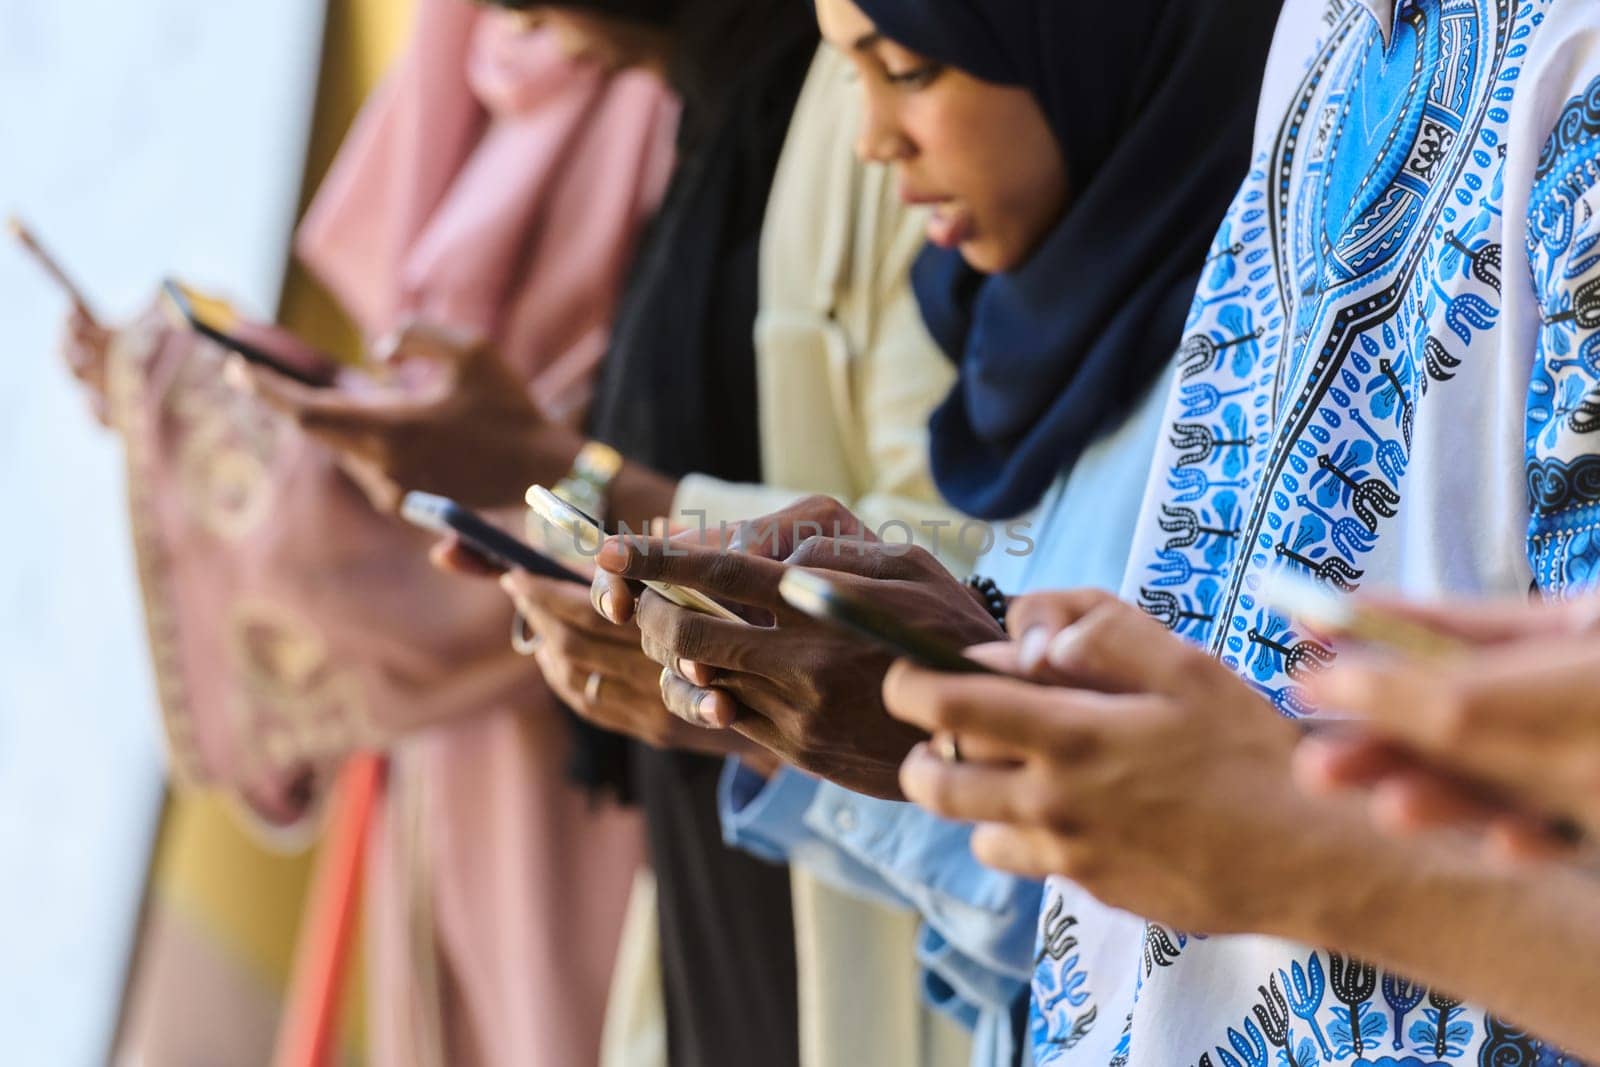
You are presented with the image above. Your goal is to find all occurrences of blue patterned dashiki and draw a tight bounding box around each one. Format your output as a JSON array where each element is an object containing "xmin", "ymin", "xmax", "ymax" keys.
[{"xmin": 1032, "ymin": 0, "xmax": 1600, "ymax": 1064}]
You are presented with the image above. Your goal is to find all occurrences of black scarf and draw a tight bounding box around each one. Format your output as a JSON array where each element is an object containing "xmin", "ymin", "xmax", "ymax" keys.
[{"xmin": 566, "ymin": 0, "xmax": 817, "ymax": 797}]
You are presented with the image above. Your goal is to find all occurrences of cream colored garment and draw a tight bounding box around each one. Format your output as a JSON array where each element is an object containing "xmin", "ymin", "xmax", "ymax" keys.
[{"xmin": 606, "ymin": 46, "xmax": 973, "ymax": 1067}]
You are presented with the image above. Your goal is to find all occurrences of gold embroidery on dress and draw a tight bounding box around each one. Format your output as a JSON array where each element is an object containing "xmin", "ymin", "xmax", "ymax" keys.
[
  {"xmin": 110, "ymin": 315, "xmax": 207, "ymax": 784},
  {"xmin": 166, "ymin": 346, "xmax": 282, "ymax": 541},
  {"xmin": 225, "ymin": 598, "xmax": 376, "ymax": 779}
]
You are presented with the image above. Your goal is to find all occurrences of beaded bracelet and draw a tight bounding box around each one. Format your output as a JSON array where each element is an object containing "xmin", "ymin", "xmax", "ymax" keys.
[{"xmin": 965, "ymin": 574, "xmax": 1009, "ymax": 629}]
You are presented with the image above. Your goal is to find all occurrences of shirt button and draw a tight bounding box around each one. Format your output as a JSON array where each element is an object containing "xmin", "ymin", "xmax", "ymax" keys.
[{"xmin": 832, "ymin": 805, "xmax": 858, "ymax": 834}]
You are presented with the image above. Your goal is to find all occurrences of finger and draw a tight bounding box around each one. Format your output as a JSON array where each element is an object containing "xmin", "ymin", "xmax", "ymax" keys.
[
  {"xmin": 374, "ymin": 319, "xmax": 485, "ymax": 365},
  {"xmin": 233, "ymin": 357, "xmax": 351, "ymax": 423},
  {"xmin": 597, "ymin": 536, "xmax": 786, "ymax": 612},
  {"xmin": 505, "ymin": 574, "xmax": 641, "ymax": 645},
  {"xmin": 236, "ymin": 357, "xmax": 426, "ymax": 434},
  {"xmin": 963, "ymin": 641, "xmax": 1028, "ymax": 675},
  {"xmin": 1005, "ymin": 589, "xmax": 1123, "ymax": 673},
  {"xmin": 969, "ymin": 824, "xmax": 1079, "ymax": 881},
  {"xmin": 429, "ymin": 534, "xmax": 505, "ymax": 578},
  {"xmin": 1484, "ymin": 816, "xmax": 1581, "ymax": 864},
  {"xmin": 592, "ymin": 570, "xmax": 639, "ymax": 625},
  {"xmin": 882, "ymin": 660, "xmax": 1111, "ymax": 758},
  {"xmin": 899, "ymin": 743, "xmax": 1037, "ymax": 825},
  {"xmin": 1039, "ymin": 598, "xmax": 1196, "ymax": 694},
  {"xmin": 1369, "ymin": 770, "xmax": 1505, "ymax": 837},
  {"xmin": 728, "ymin": 495, "xmax": 873, "ymax": 559},
  {"xmin": 783, "ymin": 536, "xmax": 934, "ymax": 583},
  {"xmin": 659, "ymin": 668, "xmax": 740, "ymax": 729},
  {"xmin": 635, "ymin": 593, "xmax": 783, "ymax": 682},
  {"xmin": 963, "ymin": 639, "xmax": 1099, "ymax": 688},
  {"xmin": 1292, "ymin": 733, "xmax": 1420, "ymax": 796},
  {"xmin": 1318, "ymin": 590, "xmax": 1597, "ymax": 645}
]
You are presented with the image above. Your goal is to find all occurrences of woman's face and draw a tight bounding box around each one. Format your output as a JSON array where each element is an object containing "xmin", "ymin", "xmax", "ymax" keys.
[
  {"xmin": 816, "ymin": 0, "xmax": 1068, "ymax": 274},
  {"xmin": 512, "ymin": 8, "xmax": 670, "ymax": 74}
]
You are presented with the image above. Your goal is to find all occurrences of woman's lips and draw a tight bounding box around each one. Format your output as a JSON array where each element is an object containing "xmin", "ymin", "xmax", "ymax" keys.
[{"xmin": 926, "ymin": 203, "xmax": 974, "ymax": 249}]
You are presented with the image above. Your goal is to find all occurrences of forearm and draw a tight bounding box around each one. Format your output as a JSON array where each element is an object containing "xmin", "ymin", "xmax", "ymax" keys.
[
  {"xmin": 606, "ymin": 460, "xmax": 680, "ymax": 533},
  {"xmin": 515, "ymin": 423, "xmax": 677, "ymax": 529},
  {"xmin": 1288, "ymin": 807, "xmax": 1600, "ymax": 1056}
]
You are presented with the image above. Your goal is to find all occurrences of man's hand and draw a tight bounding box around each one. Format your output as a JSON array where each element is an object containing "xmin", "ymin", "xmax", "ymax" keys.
[
  {"xmin": 1295, "ymin": 592, "xmax": 1600, "ymax": 861},
  {"xmin": 591, "ymin": 503, "xmax": 1003, "ymax": 799},
  {"xmin": 887, "ymin": 590, "xmax": 1334, "ymax": 936}
]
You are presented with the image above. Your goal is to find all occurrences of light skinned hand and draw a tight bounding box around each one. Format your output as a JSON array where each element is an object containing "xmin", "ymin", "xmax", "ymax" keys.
[
  {"xmin": 1293, "ymin": 592, "xmax": 1600, "ymax": 861},
  {"xmin": 885, "ymin": 589, "xmax": 1349, "ymax": 937}
]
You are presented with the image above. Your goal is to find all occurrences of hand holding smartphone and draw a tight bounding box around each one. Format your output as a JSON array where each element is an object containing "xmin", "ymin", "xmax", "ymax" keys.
[
  {"xmin": 401, "ymin": 491, "xmax": 584, "ymax": 584},
  {"xmin": 161, "ymin": 279, "xmax": 340, "ymax": 388},
  {"xmin": 524, "ymin": 485, "xmax": 746, "ymax": 623},
  {"xmin": 1261, "ymin": 569, "xmax": 1465, "ymax": 659},
  {"xmin": 778, "ymin": 568, "xmax": 999, "ymax": 674}
]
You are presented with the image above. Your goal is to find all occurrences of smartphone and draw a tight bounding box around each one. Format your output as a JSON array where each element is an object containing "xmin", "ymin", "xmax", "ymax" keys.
[
  {"xmin": 8, "ymin": 216, "xmax": 97, "ymax": 316},
  {"xmin": 1261, "ymin": 569, "xmax": 1464, "ymax": 658},
  {"xmin": 779, "ymin": 568, "xmax": 998, "ymax": 674},
  {"xmin": 524, "ymin": 485, "xmax": 746, "ymax": 623},
  {"xmin": 161, "ymin": 278, "xmax": 339, "ymax": 388},
  {"xmin": 401, "ymin": 491, "xmax": 585, "ymax": 584}
]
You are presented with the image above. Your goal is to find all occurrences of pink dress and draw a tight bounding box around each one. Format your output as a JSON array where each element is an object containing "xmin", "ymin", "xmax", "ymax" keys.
[{"xmin": 108, "ymin": 4, "xmax": 679, "ymax": 1063}]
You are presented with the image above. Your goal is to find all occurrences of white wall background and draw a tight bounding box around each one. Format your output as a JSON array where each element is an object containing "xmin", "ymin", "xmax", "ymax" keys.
[{"xmin": 0, "ymin": 3, "xmax": 322, "ymax": 1062}]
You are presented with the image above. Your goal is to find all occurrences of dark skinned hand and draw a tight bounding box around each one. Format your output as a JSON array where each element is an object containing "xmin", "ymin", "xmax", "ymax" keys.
[{"xmin": 589, "ymin": 497, "xmax": 1005, "ymax": 799}]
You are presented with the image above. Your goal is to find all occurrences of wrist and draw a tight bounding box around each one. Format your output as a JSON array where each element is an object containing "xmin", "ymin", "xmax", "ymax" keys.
[
  {"xmin": 1266, "ymin": 797, "xmax": 1469, "ymax": 950},
  {"xmin": 516, "ymin": 423, "xmax": 581, "ymax": 488},
  {"xmin": 553, "ymin": 439, "xmax": 624, "ymax": 525}
]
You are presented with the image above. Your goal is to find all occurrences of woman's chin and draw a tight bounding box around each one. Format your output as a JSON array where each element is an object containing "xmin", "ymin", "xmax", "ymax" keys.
[{"xmin": 955, "ymin": 239, "xmax": 1018, "ymax": 275}]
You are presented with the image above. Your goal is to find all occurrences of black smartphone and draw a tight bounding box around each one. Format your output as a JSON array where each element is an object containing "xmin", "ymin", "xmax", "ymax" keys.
[
  {"xmin": 401, "ymin": 491, "xmax": 585, "ymax": 585},
  {"xmin": 778, "ymin": 568, "xmax": 998, "ymax": 674},
  {"xmin": 161, "ymin": 278, "xmax": 339, "ymax": 388}
]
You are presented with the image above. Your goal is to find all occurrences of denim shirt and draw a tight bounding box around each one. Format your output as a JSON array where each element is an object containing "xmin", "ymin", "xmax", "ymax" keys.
[{"xmin": 719, "ymin": 368, "xmax": 1173, "ymax": 1067}]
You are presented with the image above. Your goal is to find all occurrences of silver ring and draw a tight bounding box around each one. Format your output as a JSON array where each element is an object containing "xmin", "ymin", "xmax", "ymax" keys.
[
  {"xmin": 511, "ymin": 612, "xmax": 543, "ymax": 656},
  {"xmin": 584, "ymin": 671, "xmax": 604, "ymax": 706},
  {"xmin": 933, "ymin": 733, "xmax": 963, "ymax": 764}
]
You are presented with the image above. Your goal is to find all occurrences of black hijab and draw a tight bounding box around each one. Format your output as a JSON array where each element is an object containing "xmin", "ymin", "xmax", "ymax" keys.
[
  {"xmin": 856, "ymin": 0, "xmax": 1282, "ymax": 520},
  {"xmin": 585, "ymin": 0, "xmax": 816, "ymax": 482},
  {"xmin": 538, "ymin": 1, "xmax": 815, "ymax": 797}
]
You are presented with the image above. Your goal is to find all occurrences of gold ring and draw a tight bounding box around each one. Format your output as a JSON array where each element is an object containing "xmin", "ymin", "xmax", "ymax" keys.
[
  {"xmin": 933, "ymin": 733, "xmax": 962, "ymax": 764},
  {"xmin": 511, "ymin": 612, "xmax": 542, "ymax": 657},
  {"xmin": 584, "ymin": 671, "xmax": 604, "ymax": 706}
]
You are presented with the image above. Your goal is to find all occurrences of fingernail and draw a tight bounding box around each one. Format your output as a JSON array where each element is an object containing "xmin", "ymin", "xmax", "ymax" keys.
[
  {"xmin": 1045, "ymin": 627, "xmax": 1082, "ymax": 669},
  {"xmin": 599, "ymin": 590, "xmax": 616, "ymax": 623},
  {"xmin": 679, "ymin": 659, "xmax": 710, "ymax": 686},
  {"xmin": 697, "ymin": 693, "xmax": 720, "ymax": 728},
  {"xmin": 596, "ymin": 539, "xmax": 629, "ymax": 572},
  {"xmin": 1018, "ymin": 626, "xmax": 1050, "ymax": 671}
]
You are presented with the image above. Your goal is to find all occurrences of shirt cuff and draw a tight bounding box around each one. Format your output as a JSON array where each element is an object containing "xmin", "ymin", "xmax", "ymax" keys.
[
  {"xmin": 803, "ymin": 783, "xmax": 1042, "ymax": 981},
  {"xmin": 722, "ymin": 760, "xmax": 920, "ymax": 909},
  {"xmin": 718, "ymin": 760, "xmax": 819, "ymax": 864}
]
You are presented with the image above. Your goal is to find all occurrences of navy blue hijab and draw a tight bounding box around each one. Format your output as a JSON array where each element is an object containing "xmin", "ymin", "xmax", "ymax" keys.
[{"xmin": 855, "ymin": 0, "xmax": 1281, "ymax": 519}]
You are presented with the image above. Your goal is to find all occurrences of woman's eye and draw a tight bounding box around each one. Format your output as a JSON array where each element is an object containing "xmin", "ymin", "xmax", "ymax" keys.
[{"xmin": 884, "ymin": 64, "xmax": 942, "ymax": 90}]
